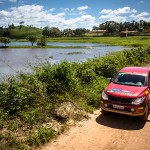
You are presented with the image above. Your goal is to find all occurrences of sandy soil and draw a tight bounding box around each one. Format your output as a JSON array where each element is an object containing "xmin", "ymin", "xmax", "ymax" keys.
[{"xmin": 42, "ymin": 109, "xmax": 150, "ymax": 150}]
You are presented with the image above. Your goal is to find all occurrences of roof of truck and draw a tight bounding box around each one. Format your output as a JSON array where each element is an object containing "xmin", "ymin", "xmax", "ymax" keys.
[{"xmin": 119, "ymin": 67, "xmax": 150, "ymax": 75}]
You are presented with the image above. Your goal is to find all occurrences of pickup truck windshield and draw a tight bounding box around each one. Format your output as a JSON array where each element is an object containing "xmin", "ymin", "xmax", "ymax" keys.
[{"xmin": 113, "ymin": 72, "xmax": 146, "ymax": 86}]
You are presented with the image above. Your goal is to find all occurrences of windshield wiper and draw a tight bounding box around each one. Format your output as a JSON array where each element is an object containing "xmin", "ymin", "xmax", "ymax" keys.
[{"xmin": 112, "ymin": 82, "xmax": 143, "ymax": 86}]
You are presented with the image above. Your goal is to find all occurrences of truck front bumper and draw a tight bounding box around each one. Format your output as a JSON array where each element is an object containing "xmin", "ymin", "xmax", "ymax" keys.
[{"xmin": 100, "ymin": 100, "xmax": 145, "ymax": 116}]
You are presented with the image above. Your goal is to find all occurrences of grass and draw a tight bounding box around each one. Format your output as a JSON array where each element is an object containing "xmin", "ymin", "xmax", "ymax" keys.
[
  {"xmin": 45, "ymin": 36, "xmax": 150, "ymax": 47},
  {"xmin": 0, "ymin": 26, "xmax": 42, "ymax": 39},
  {"xmin": 4, "ymin": 36, "xmax": 150, "ymax": 48}
]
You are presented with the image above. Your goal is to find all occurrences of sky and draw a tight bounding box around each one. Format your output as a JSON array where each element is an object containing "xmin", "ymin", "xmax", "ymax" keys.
[{"xmin": 0, "ymin": 0, "xmax": 150, "ymax": 30}]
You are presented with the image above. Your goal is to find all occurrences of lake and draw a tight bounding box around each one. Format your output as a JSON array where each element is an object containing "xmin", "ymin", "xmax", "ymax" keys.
[{"xmin": 0, "ymin": 42, "xmax": 127, "ymax": 79}]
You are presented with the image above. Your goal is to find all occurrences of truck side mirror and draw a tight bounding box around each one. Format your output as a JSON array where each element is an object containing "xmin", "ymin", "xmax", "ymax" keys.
[{"xmin": 107, "ymin": 78, "xmax": 112, "ymax": 83}]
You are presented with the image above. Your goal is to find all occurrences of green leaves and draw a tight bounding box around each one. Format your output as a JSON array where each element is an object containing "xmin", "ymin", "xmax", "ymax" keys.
[
  {"xmin": 0, "ymin": 37, "xmax": 11, "ymax": 47},
  {"xmin": 26, "ymin": 35, "xmax": 37, "ymax": 46},
  {"xmin": 26, "ymin": 127, "xmax": 55, "ymax": 147}
]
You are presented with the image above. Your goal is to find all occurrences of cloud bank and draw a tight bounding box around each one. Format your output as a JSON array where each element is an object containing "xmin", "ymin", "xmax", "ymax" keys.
[
  {"xmin": 0, "ymin": 4, "xmax": 96, "ymax": 29},
  {"xmin": 0, "ymin": 5, "xmax": 149, "ymax": 29}
]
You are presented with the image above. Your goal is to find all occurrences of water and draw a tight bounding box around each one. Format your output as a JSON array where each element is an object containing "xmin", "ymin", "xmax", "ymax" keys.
[
  {"xmin": 8, "ymin": 42, "xmax": 107, "ymax": 47},
  {"xmin": 0, "ymin": 42, "xmax": 127, "ymax": 79}
]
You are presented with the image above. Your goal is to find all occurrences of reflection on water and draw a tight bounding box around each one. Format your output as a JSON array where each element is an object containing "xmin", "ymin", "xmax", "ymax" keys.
[
  {"xmin": 8, "ymin": 42, "xmax": 107, "ymax": 47},
  {"xmin": 0, "ymin": 42, "xmax": 127, "ymax": 78}
]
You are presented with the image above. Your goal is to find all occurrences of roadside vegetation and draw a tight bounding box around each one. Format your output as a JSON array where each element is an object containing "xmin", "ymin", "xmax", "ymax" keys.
[{"xmin": 0, "ymin": 46, "xmax": 150, "ymax": 149}]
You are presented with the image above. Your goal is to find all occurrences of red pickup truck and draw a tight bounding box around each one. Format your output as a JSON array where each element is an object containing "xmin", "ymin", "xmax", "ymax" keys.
[{"xmin": 100, "ymin": 67, "xmax": 150, "ymax": 121}]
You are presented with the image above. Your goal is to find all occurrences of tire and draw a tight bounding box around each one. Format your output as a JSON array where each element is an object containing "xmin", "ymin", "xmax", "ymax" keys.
[
  {"xmin": 101, "ymin": 108, "xmax": 108, "ymax": 115},
  {"xmin": 139, "ymin": 104, "xmax": 149, "ymax": 122}
]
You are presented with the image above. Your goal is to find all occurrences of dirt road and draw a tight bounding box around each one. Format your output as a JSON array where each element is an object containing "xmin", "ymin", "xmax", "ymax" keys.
[{"xmin": 42, "ymin": 109, "xmax": 150, "ymax": 150}]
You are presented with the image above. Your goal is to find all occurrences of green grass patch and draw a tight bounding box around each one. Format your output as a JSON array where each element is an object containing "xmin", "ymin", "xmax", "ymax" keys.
[
  {"xmin": 45, "ymin": 36, "xmax": 150, "ymax": 47},
  {"xmin": 0, "ymin": 26, "xmax": 42, "ymax": 39}
]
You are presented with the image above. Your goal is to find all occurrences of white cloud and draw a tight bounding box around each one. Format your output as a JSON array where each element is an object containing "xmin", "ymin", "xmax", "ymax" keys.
[
  {"xmin": 49, "ymin": 8, "xmax": 56, "ymax": 12},
  {"xmin": 9, "ymin": 0, "xmax": 17, "ymax": 2},
  {"xmin": 139, "ymin": 1, "xmax": 144, "ymax": 4},
  {"xmin": 100, "ymin": 7, "xmax": 137, "ymax": 15},
  {"xmin": 99, "ymin": 7, "xmax": 139, "ymax": 22},
  {"xmin": 71, "ymin": 8, "xmax": 75, "ymax": 11},
  {"xmin": 77, "ymin": 5, "xmax": 88, "ymax": 11},
  {"xmin": 0, "ymin": 4, "xmax": 97, "ymax": 29},
  {"xmin": 100, "ymin": 9, "xmax": 112, "ymax": 14},
  {"xmin": 0, "ymin": 10, "xmax": 10, "ymax": 17},
  {"xmin": 55, "ymin": 12, "xmax": 66, "ymax": 17},
  {"xmin": 130, "ymin": 12, "xmax": 150, "ymax": 21},
  {"xmin": 18, "ymin": 0, "xmax": 26, "ymax": 4},
  {"xmin": 63, "ymin": 15, "xmax": 96, "ymax": 29},
  {"xmin": 100, "ymin": 15, "xmax": 127, "ymax": 22},
  {"xmin": 64, "ymin": 8, "xmax": 70, "ymax": 11},
  {"xmin": 100, "ymin": 14, "xmax": 127, "ymax": 22},
  {"xmin": 79, "ymin": 11, "xmax": 87, "ymax": 15}
]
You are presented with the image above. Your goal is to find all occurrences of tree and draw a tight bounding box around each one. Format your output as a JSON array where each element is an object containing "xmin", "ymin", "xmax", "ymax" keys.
[
  {"xmin": 99, "ymin": 21, "xmax": 120, "ymax": 34},
  {"xmin": 73, "ymin": 28, "xmax": 87, "ymax": 36},
  {"xmin": 8, "ymin": 23, "xmax": 15, "ymax": 29},
  {"xmin": 37, "ymin": 36, "xmax": 47, "ymax": 46},
  {"xmin": 92, "ymin": 26, "xmax": 100, "ymax": 30},
  {"xmin": 62, "ymin": 28, "xmax": 73, "ymax": 36},
  {"xmin": 26, "ymin": 35, "xmax": 37, "ymax": 46},
  {"xmin": 0, "ymin": 37, "xmax": 11, "ymax": 47},
  {"xmin": 19, "ymin": 21, "xmax": 24, "ymax": 29},
  {"xmin": 3, "ymin": 28, "xmax": 10, "ymax": 37},
  {"xmin": 42, "ymin": 26, "xmax": 49, "ymax": 37},
  {"xmin": 42, "ymin": 26, "xmax": 61, "ymax": 37},
  {"xmin": 49, "ymin": 27, "xmax": 61, "ymax": 37}
]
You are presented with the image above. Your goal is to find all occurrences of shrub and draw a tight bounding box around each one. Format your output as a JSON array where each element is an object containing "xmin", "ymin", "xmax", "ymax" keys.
[
  {"xmin": 0, "ymin": 37, "xmax": 11, "ymax": 47},
  {"xmin": 76, "ymin": 62, "xmax": 96, "ymax": 84},
  {"xmin": 36, "ymin": 61, "xmax": 78, "ymax": 95},
  {"xmin": 26, "ymin": 127, "xmax": 55, "ymax": 147}
]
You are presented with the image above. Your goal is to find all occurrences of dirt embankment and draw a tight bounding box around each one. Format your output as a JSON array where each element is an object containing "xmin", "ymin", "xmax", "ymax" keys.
[{"xmin": 42, "ymin": 109, "xmax": 150, "ymax": 150}]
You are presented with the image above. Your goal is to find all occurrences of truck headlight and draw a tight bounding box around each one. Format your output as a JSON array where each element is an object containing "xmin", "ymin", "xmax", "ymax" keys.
[
  {"xmin": 132, "ymin": 96, "xmax": 145, "ymax": 105},
  {"xmin": 102, "ymin": 91, "xmax": 108, "ymax": 100}
]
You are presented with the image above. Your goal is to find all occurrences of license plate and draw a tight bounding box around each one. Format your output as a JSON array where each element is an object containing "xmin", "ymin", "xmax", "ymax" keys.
[{"xmin": 113, "ymin": 105, "xmax": 124, "ymax": 110}]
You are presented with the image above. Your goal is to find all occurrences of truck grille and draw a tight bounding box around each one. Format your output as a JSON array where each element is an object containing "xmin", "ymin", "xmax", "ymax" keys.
[{"xmin": 108, "ymin": 95, "xmax": 133, "ymax": 105}]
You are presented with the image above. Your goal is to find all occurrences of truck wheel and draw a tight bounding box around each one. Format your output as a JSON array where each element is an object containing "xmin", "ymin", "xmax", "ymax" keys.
[
  {"xmin": 101, "ymin": 108, "xmax": 108, "ymax": 115},
  {"xmin": 139, "ymin": 104, "xmax": 149, "ymax": 122}
]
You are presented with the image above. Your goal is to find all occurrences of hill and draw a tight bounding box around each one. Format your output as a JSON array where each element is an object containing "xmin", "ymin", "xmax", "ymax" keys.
[{"xmin": 0, "ymin": 26, "xmax": 42, "ymax": 39}]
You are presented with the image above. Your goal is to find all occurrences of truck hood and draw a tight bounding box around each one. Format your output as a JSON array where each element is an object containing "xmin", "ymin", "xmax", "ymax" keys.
[{"xmin": 105, "ymin": 82, "xmax": 148, "ymax": 97}]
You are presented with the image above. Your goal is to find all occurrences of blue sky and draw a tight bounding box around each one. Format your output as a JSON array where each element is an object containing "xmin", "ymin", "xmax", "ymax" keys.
[{"xmin": 0, "ymin": 0, "xmax": 149, "ymax": 29}]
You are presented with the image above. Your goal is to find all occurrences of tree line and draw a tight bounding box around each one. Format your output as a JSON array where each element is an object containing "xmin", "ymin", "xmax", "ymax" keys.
[
  {"xmin": 40, "ymin": 20, "xmax": 150, "ymax": 37},
  {"xmin": 0, "ymin": 20, "xmax": 149, "ymax": 38},
  {"xmin": 93, "ymin": 20, "xmax": 150, "ymax": 33},
  {"xmin": 0, "ymin": 36, "xmax": 46, "ymax": 47}
]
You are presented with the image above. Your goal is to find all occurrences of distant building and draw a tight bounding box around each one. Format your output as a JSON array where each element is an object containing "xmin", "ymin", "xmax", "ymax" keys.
[
  {"xmin": 120, "ymin": 31, "xmax": 138, "ymax": 37},
  {"xmin": 92, "ymin": 30, "xmax": 107, "ymax": 33}
]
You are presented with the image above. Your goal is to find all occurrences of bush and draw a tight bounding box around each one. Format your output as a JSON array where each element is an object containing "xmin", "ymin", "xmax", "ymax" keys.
[
  {"xmin": 26, "ymin": 127, "xmax": 55, "ymax": 147},
  {"xmin": 0, "ymin": 37, "xmax": 11, "ymax": 47},
  {"xmin": 36, "ymin": 61, "xmax": 78, "ymax": 95},
  {"xmin": 0, "ymin": 75, "xmax": 48, "ymax": 115}
]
